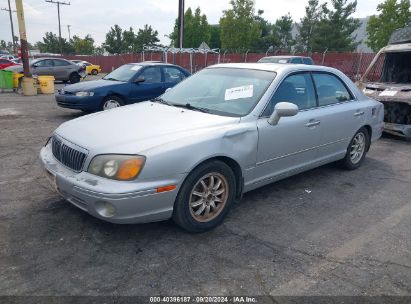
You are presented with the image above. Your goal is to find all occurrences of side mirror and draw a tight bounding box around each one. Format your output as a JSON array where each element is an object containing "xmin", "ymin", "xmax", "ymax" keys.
[
  {"xmin": 32, "ymin": 63, "xmax": 38, "ymax": 68},
  {"xmin": 268, "ymin": 102, "xmax": 299, "ymax": 125},
  {"xmin": 134, "ymin": 76, "xmax": 145, "ymax": 84}
]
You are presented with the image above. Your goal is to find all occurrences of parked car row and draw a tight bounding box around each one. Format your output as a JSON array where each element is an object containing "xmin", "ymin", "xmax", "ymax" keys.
[{"xmin": 41, "ymin": 60, "xmax": 384, "ymax": 232}]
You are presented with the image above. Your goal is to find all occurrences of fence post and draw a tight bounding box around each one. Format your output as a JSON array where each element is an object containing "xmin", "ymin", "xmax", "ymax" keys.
[
  {"xmin": 356, "ymin": 52, "xmax": 363, "ymax": 80},
  {"xmin": 321, "ymin": 48, "xmax": 328, "ymax": 65},
  {"xmin": 244, "ymin": 49, "xmax": 249, "ymax": 62},
  {"xmin": 217, "ymin": 50, "xmax": 221, "ymax": 64}
]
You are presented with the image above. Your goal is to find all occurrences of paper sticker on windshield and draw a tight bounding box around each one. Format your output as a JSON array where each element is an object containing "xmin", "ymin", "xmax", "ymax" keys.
[
  {"xmin": 278, "ymin": 59, "xmax": 288, "ymax": 63},
  {"xmin": 225, "ymin": 85, "xmax": 253, "ymax": 101},
  {"xmin": 131, "ymin": 65, "xmax": 142, "ymax": 71},
  {"xmin": 379, "ymin": 90, "xmax": 398, "ymax": 97}
]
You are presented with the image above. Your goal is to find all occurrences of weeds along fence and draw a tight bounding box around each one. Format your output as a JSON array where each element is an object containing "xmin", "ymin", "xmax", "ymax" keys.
[{"xmin": 59, "ymin": 51, "xmax": 378, "ymax": 81}]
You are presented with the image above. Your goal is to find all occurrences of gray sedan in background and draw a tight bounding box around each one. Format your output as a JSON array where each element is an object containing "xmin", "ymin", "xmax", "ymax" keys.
[
  {"xmin": 6, "ymin": 57, "xmax": 86, "ymax": 83},
  {"xmin": 40, "ymin": 63, "xmax": 384, "ymax": 232}
]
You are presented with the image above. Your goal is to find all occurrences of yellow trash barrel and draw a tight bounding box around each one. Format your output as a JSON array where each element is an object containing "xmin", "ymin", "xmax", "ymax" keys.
[
  {"xmin": 13, "ymin": 73, "xmax": 24, "ymax": 89},
  {"xmin": 38, "ymin": 76, "xmax": 55, "ymax": 94},
  {"xmin": 22, "ymin": 77, "xmax": 37, "ymax": 96}
]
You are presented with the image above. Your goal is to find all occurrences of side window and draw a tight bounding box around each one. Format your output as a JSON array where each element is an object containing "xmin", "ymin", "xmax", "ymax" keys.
[
  {"xmin": 139, "ymin": 67, "xmax": 162, "ymax": 83},
  {"xmin": 291, "ymin": 58, "xmax": 303, "ymax": 64},
  {"xmin": 36, "ymin": 60, "xmax": 54, "ymax": 67},
  {"xmin": 163, "ymin": 67, "xmax": 185, "ymax": 83},
  {"xmin": 312, "ymin": 73, "xmax": 353, "ymax": 106},
  {"xmin": 262, "ymin": 73, "xmax": 317, "ymax": 117},
  {"xmin": 53, "ymin": 60, "xmax": 70, "ymax": 66},
  {"xmin": 303, "ymin": 58, "xmax": 313, "ymax": 65}
]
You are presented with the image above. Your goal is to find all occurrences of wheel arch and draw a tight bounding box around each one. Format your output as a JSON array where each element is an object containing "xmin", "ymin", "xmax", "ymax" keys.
[
  {"xmin": 182, "ymin": 155, "xmax": 244, "ymax": 200},
  {"xmin": 363, "ymin": 124, "xmax": 372, "ymax": 151}
]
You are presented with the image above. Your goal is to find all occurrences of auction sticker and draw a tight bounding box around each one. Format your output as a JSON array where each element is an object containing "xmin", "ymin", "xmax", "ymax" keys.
[{"xmin": 225, "ymin": 85, "xmax": 253, "ymax": 101}]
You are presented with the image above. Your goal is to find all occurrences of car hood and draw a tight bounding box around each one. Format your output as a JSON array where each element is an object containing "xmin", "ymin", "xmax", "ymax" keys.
[
  {"xmin": 63, "ymin": 79, "xmax": 121, "ymax": 92},
  {"xmin": 55, "ymin": 102, "xmax": 240, "ymax": 153}
]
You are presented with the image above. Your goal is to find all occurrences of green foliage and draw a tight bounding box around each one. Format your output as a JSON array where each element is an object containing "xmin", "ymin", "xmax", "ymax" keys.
[
  {"xmin": 209, "ymin": 25, "xmax": 221, "ymax": 49},
  {"xmin": 252, "ymin": 10, "xmax": 275, "ymax": 52},
  {"xmin": 295, "ymin": 0, "xmax": 322, "ymax": 52},
  {"xmin": 311, "ymin": 0, "xmax": 360, "ymax": 52},
  {"xmin": 220, "ymin": 0, "xmax": 261, "ymax": 51},
  {"xmin": 104, "ymin": 24, "xmax": 160, "ymax": 54},
  {"xmin": 273, "ymin": 14, "xmax": 295, "ymax": 52},
  {"xmin": 170, "ymin": 7, "xmax": 211, "ymax": 48},
  {"xmin": 37, "ymin": 32, "xmax": 74, "ymax": 54},
  {"xmin": 71, "ymin": 34, "xmax": 95, "ymax": 55},
  {"xmin": 103, "ymin": 25, "xmax": 124, "ymax": 54},
  {"xmin": 366, "ymin": 0, "xmax": 411, "ymax": 52}
]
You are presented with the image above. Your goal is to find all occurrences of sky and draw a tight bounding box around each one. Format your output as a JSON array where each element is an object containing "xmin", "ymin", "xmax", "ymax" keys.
[{"xmin": 0, "ymin": 0, "xmax": 381, "ymax": 47}]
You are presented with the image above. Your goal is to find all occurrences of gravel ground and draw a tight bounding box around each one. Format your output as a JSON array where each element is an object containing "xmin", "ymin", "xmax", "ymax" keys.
[{"xmin": 0, "ymin": 79, "xmax": 410, "ymax": 296}]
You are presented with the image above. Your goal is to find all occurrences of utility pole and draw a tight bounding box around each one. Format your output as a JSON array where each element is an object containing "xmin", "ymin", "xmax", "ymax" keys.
[
  {"xmin": 177, "ymin": 0, "xmax": 184, "ymax": 49},
  {"xmin": 15, "ymin": 0, "xmax": 30, "ymax": 77},
  {"xmin": 45, "ymin": 0, "xmax": 70, "ymax": 55},
  {"xmin": 1, "ymin": 0, "xmax": 17, "ymax": 54},
  {"xmin": 67, "ymin": 25, "xmax": 71, "ymax": 41}
]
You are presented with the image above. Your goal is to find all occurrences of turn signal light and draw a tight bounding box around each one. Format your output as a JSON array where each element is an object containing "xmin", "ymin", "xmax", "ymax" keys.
[{"xmin": 156, "ymin": 185, "xmax": 176, "ymax": 193}]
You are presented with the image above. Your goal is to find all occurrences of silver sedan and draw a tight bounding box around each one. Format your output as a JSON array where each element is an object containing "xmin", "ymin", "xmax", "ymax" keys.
[{"xmin": 40, "ymin": 63, "xmax": 384, "ymax": 232}]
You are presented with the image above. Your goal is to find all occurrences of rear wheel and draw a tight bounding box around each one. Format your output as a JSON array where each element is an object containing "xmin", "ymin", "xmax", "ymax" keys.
[
  {"xmin": 91, "ymin": 69, "xmax": 98, "ymax": 75},
  {"xmin": 101, "ymin": 96, "xmax": 124, "ymax": 111},
  {"xmin": 69, "ymin": 73, "xmax": 81, "ymax": 84},
  {"xmin": 173, "ymin": 160, "xmax": 236, "ymax": 233},
  {"xmin": 341, "ymin": 127, "xmax": 369, "ymax": 170}
]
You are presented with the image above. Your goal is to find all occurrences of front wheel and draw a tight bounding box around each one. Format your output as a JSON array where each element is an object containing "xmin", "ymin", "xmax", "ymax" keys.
[
  {"xmin": 340, "ymin": 127, "xmax": 370, "ymax": 170},
  {"xmin": 101, "ymin": 96, "xmax": 124, "ymax": 111},
  {"xmin": 91, "ymin": 69, "xmax": 98, "ymax": 75},
  {"xmin": 69, "ymin": 73, "xmax": 81, "ymax": 84},
  {"xmin": 173, "ymin": 160, "xmax": 237, "ymax": 233}
]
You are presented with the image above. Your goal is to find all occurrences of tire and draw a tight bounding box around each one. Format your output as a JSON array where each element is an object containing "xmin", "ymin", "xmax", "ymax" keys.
[
  {"xmin": 340, "ymin": 127, "xmax": 370, "ymax": 170},
  {"xmin": 101, "ymin": 96, "xmax": 124, "ymax": 111},
  {"xmin": 172, "ymin": 160, "xmax": 237, "ymax": 233},
  {"xmin": 91, "ymin": 69, "xmax": 98, "ymax": 75},
  {"xmin": 69, "ymin": 73, "xmax": 81, "ymax": 84}
]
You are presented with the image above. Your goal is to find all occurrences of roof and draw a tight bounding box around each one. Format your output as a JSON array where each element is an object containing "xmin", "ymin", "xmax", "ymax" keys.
[
  {"xmin": 262, "ymin": 55, "xmax": 311, "ymax": 59},
  {"xmin": 208, "ymin": 62, "xmax": 340, "ymax": 74},
  {"xmin": 127, "ymin": 61, "xmax": 179, "ymax": 67}
]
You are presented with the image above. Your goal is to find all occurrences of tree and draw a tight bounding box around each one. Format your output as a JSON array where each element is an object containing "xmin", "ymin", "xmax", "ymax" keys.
[
  {"xmin": 170, "ymin": 7, "xmax": 211, "ymax": 48},
  {"xmin": 209, "ymin": 25, "xmax": 221, "ymax": 49},
  {"xmin": 136, "ymin": 24, "xmax": 160, "ymax": 50},
  {"xmin": 366, "ymin": 0, "xmax": 411, "ymax": 52},
  {"xmin": 72, "ymin": 34, "xmax": 95, "ymax": 54},
  {"xmin": 311, "ymin": 0, "xmax": 360, "ymax": 52},
  {"xmin": 103, "ymin": 25, "xmax": 124, "ymax": 54},
  {"xmin": 220, "ymin": 0, "xmax": 261, "ymax": 51},
  {"xmin": 295, "ymin": 0, "xmax": 323, "ymax": 52},
  {"xmin": 273, "ymin": 14, "xmax": 295, "ymax": 52},
  {"xmin": 37, "ymin": 32, "xmax": 74, "ymax": 54},
  {"xmin": 252, "ymin": 9, "xmax": 275, "ymax": 52},
  {"xmin": 122, "ymin": 27, "xmax": 137, "ymax": 53}
]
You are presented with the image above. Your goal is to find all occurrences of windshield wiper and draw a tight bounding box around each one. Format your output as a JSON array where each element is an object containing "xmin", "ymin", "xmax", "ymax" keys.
[
  {"xmin": 171, "ymin": 103, "xmax": 210, "ymax": 113},
  {"xmin": 151, "ymin": 97, "xmax": 172, "ymax": 106}
]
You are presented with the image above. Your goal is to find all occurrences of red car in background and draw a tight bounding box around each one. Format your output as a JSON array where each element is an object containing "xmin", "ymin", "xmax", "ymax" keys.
[{"xmin": 0, "ymin": 58, "xmax": 20, "ymax": 70}]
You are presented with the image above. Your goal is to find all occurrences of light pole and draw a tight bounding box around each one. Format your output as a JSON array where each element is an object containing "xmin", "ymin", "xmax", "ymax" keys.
[{"xmin": 177, "ymin": 0, "xmax": 184, "ymax": 49}]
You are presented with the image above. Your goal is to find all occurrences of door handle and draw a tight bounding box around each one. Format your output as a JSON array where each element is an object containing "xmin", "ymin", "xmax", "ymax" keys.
[
  {"xmin": 354, "ymin": 111, "xmax": 365, "ymax": 117},
  {"xmin": 305, "ymin": 120, "xmax": 321, "ymax": 127}
]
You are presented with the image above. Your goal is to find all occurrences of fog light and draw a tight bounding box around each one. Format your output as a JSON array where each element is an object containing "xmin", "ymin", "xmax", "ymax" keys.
[{"xmin": 95, "ymin": 201, "xmax": 116, "ymax": 218}]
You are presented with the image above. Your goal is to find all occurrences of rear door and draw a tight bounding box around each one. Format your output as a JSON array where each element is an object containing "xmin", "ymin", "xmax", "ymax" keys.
[
  {"xmin": 311, "ymin": 72, "xmax": 365, "ymax": 160},
  {"xmin": 255, "ymin": 72, "xmax": 322, "ymax": 182},
  {"xmin": 129, "ymin": 66, "xmax": 163, "ymax": 102}
]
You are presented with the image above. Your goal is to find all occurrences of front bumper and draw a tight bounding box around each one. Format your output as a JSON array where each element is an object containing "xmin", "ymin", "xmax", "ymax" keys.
[
  {"xmin": 40, "ymin": 143, "xmax": 184, "ymax": 224},
  {"xmin": 55, "ymin": 93, "xmax": 101, "ymax": 111}
]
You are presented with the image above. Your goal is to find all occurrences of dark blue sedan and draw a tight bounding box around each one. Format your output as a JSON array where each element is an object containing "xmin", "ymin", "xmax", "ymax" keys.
[{"xmin": 55, "ymin": 62, "xmax": 190, "ymax": 112}]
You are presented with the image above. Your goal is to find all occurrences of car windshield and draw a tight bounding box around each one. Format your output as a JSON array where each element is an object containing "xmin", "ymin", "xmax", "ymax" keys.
[
  {"xmin": 258, "ymin": 57, "xmax": 289, "ymax": 64},
  {"xmin": 160, "ymin": 67, "xmax": 276, "ymax": 117},
  {"xmin": 103, "ymin": 64, "xmax": 142, "ymax": 82}
]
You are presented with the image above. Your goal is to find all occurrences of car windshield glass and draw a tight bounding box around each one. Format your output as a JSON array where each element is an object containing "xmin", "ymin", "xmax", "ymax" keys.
[
  {"xmin": 161, "ymin": 68, "xmax": 276, "ymax": 117},
  {"xmin": 103, "ymin": 64, "xmax": 142, "ymax": 82}
]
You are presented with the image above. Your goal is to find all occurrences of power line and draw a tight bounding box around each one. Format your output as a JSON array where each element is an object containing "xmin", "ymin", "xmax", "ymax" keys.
[
  {"xmin": 1, "ymin": 0, "xmax": 17, "ymax": 54},
  {"xmin": 45, "ymin": 0, "xmax": 70, "ymax": 54}
]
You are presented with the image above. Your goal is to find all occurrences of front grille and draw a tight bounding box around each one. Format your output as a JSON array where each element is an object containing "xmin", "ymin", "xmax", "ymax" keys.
[{"xmin": 51, "ymin": 136, "xmax": 87, "ymax": 172}]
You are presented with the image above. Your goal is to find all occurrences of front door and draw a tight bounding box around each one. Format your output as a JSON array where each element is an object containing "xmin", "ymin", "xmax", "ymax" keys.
[
  {"xmin": 130, "ymin": 66, "xmax": 164, "ymax": 103},
  {"xmin": 255, "ymin": 72, "xmax": 321, "ymax": 182}
]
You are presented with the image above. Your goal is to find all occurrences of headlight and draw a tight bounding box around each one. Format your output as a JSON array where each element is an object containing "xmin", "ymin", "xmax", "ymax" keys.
[
  {"xmin": 75, "ymin": 91, "xmax": 94, "ymax": 97},
  {"xmin": 88, "ymin": 155, "xmax": 145, "ymax": 181}
]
